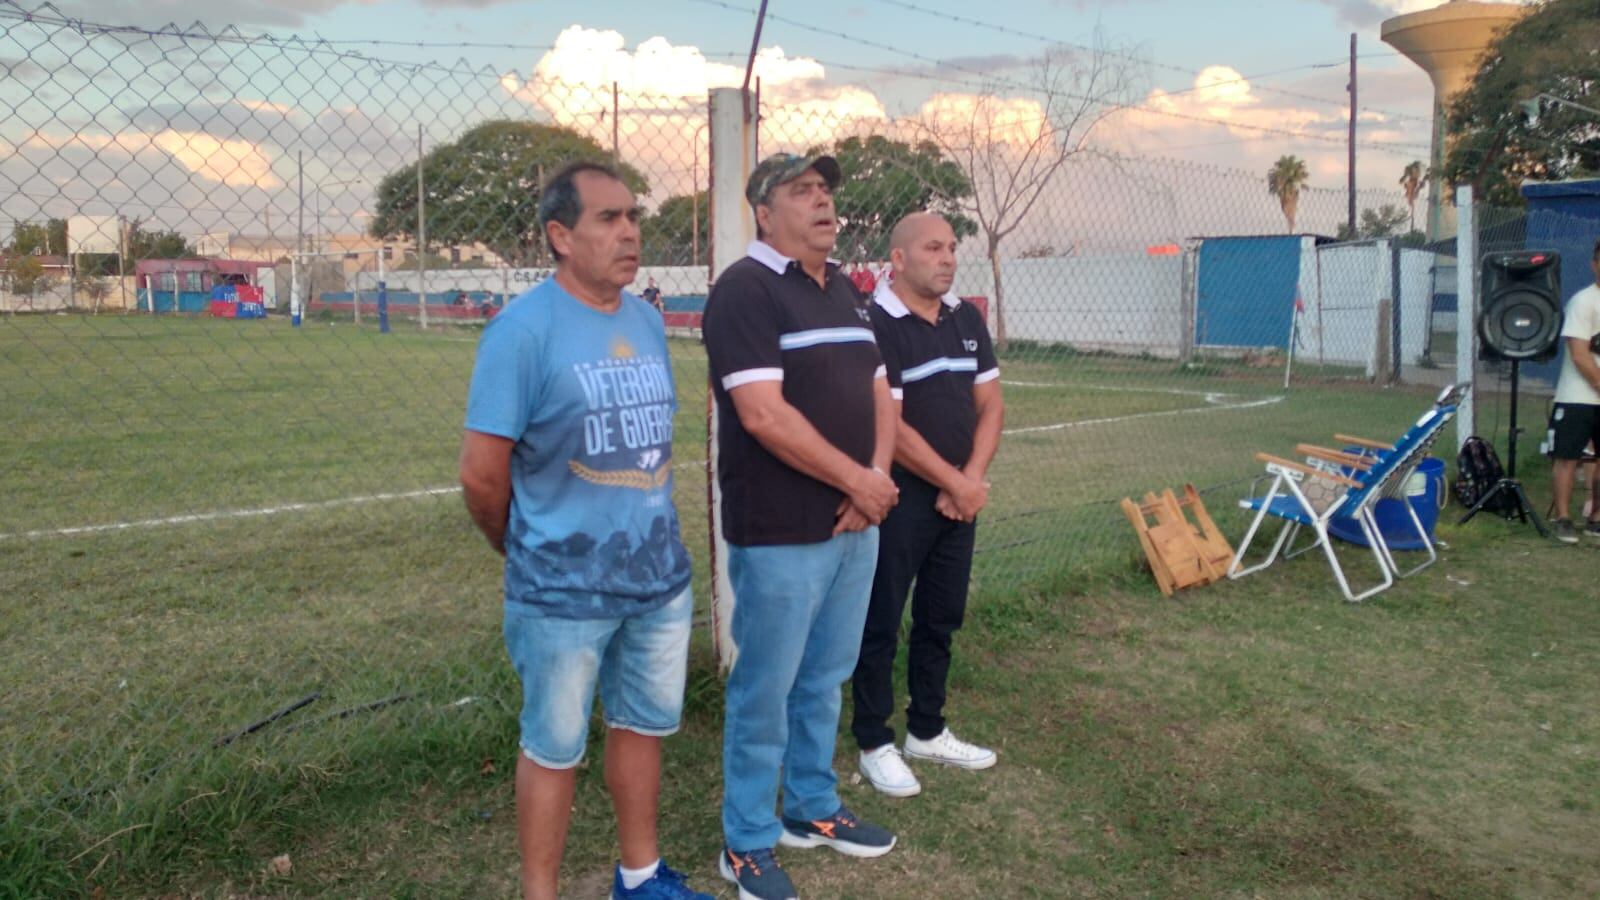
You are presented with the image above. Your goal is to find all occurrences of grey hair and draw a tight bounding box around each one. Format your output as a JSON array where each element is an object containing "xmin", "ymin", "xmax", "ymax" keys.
[{"xmin": 537, "ymin": 161, "xmax": 624, "ymax": 262}]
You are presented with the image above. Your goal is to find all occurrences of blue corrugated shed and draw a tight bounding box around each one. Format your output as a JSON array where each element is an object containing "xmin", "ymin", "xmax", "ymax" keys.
[{"xmin": 1192, "ymin": 235, "xmax": 1331, "ymax": 350}]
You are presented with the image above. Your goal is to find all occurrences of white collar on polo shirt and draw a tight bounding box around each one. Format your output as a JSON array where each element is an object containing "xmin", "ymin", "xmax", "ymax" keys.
[
  {"xmin": 745, "ymin": 240, "xmax": 841, "ymax": 275},
  {"xmin": 871, "ymin": 277, "xmax": 961, "ymax": 319}
]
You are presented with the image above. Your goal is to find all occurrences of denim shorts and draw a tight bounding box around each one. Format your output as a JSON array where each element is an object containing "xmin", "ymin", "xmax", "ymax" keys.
[{"xmin": 502, "ymin": 587, "xmax": 693, "ymax": 769}]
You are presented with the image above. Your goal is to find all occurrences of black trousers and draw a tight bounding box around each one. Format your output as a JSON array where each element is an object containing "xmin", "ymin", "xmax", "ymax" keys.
[{"xmin": 850, "ymin": 474, "xmax": 976, "ymax": 750}]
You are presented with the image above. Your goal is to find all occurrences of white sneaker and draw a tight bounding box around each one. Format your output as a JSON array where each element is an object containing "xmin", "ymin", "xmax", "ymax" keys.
[
  {"xmin": 903, "ymin": 728, "xmax": 997, "ymax": 770},
  {"xmin": 858, "ymin": 745, "xmax": 922, "ymax": 798}
]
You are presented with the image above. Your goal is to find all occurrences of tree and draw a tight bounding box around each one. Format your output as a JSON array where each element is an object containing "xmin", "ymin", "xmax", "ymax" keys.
[
  {"xmin": 1019, "ymin": 243, "xmax": 1057, "ymax": 259},
  {"xmin": 75, "ymin": 271, "xmax": 111, "ymax": 311},
  {"xmin": 125, "ymin": 220, "xmax": 194, "ymax": 260},
  {"xmin": 4, "ymin": 256, "xmax": 55, "ymax": 295},
  {"xmin": 1443, "ymin": 0, "xmax": 1600, "ymax": 208},
  {"xmin": 1399, "ymin": 161, "xmax": 1425, "ymax": 233},
  {"xmin": 913, "ymin": 42, "xmax": 1139, "ymax": 348},
  {"xmin": 641, "ymin": 191, "xmax": 708, "ymax": 267},
  {"xmin": 811, "ymin": 135, "xmax": 977, "ymax": 262},
  {"xmin": 368, "ymin": 121, "xmax": 648, "ymax": 268},
  {"xmin": 1267, "ymin": 156, "xmax": 1309, "ymax": 233},
  {"xmin": 7, "ymin": 219, "xmax": 66, "ymax": 257},
  {"xmin": 1335, "ymin": 203, "xmax": 1413, "ymax": 241}
]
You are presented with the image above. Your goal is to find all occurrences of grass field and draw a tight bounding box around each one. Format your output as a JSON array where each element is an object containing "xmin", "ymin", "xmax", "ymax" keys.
[{"xmin": 3, "ymin": 314, "xmax": 1596, "ymax": 898}]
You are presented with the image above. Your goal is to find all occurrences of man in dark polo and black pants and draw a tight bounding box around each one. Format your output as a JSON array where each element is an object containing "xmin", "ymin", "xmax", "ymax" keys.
[
  {"xmin": 851, "ymin": 212, "xmax": 1005, "ymax": 799},
  {"xmin": 704, "ymin": 153, "xmax": 901, "ymax": 900}
]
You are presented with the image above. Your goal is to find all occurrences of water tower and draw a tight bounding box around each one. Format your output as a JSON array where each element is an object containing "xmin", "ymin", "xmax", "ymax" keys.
[{"xmin": 1381, "ymin": 1, "xmax": 1528, "ymax": 238}]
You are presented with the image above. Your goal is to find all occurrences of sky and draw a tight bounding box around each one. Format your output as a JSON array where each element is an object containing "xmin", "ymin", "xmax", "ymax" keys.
[{"xmin": 0, "ymin": 0, "xmax": 1539, "ymax": 248}]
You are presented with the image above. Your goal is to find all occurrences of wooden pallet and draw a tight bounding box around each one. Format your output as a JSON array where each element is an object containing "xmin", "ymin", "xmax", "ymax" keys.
[{"xmin": 1121, "ymin": 484, "xmax": 1235, "ymax": 597}]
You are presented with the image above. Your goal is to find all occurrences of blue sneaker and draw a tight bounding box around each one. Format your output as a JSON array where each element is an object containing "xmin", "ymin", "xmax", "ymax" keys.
[
  {"xmin": 778, "ymin": 806, "xmax": 895, "ymax": 858},
  {"xmin": 718, "ymin": 847, "xmax": 797, "ymax": 900},
  {"xmin": 611, "ymin": 861, "xmax": 713, "ymax": 900}
]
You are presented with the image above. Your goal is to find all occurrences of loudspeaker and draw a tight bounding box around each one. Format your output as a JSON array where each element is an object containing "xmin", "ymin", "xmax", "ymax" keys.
[{"xmin": 1478, "ymin": 250, "xmax": 1562, "ymax": 361}]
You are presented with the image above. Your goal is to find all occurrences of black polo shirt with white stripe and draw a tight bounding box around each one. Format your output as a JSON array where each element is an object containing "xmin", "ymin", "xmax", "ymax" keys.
[
  {"xmin": 704, "ymin": 241, "xmax": 885, "ymax": 546},
  {"xmin": 870, "ymin": 279, "xmax": 999, "ymax": 477}
]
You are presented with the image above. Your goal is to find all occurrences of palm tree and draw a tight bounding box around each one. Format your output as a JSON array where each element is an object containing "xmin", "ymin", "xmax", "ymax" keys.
[
  {"xmin": 1399, "ymin": 160, "xmax": 1425, "ymax": 233},
  {"xmin": 1266, "ymin": 155, "xmax": 1309, "ymax": 233}
]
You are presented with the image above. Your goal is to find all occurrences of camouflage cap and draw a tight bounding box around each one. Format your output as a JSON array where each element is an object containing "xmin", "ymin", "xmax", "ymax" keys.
[{"xmin": 745, "ymin": 153, "xmax": 842, "ymax": 207}]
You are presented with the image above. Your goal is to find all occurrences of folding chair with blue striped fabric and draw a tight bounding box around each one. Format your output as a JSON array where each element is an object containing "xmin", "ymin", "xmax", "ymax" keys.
[
  {"xmin": 1227, "ymin": 398, "xmax": 1458, "ymax": 602},
  {"xmin": 1307, "ymin": 384, "xmax": 1465, "ymax": 579}
]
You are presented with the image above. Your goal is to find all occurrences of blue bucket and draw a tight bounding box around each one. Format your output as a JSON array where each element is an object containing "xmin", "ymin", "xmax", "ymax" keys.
[{"xmin": 1326, "ymin": 456, "xmax": 1445, "ymax": 550}]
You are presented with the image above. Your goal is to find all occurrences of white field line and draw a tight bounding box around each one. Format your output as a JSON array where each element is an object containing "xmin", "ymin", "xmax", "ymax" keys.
[
  {"xmin": 1003, "ymin": 394, "xmax": 1285, "ymax": 436},
  {"xmin": 13, "ymin": 381, "xmax": 1270, "ymax": 542},
  {"xmin": 7, "ymin": 459, "xmax": 715, "ymax": 542},
  {"xmin": 1002, "ymin": 379, "xmax": 1230, "ymax": 398},
  {"xmin": 1, "ymin": 487, "xmax": 461, "ymax": 542}
]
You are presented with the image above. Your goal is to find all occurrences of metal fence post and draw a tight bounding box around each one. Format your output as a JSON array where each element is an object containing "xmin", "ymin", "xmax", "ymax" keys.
[
  {"xmin": 1455, "ymin": 185, "xmax": 1476, "ymax": 450},
  {"xmin": 416, "ymin": 125, "xmax": 428, "ymax": 331},
  {"xmin": 377, "ymin": 246, "xmax": 389, "ymax": 334}
]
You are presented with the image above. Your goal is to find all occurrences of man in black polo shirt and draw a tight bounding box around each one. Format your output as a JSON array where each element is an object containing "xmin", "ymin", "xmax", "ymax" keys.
[
  {"xmin": 851, "ymin": 212, "xmax": 1005, "ymax": 799},
  {"xmin": 704, "ymin": 153, "xmax": 900, "ymax": 900}
]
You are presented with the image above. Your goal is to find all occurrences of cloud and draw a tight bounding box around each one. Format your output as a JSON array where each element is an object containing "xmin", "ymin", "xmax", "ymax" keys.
[
  {"xmin": 510, "ymin": 25, "xmax": 842, "ymax": 103},
  {"xmin": 22, "ymin": 127, "xmax": 281, "ymax": 189},
  {"xmin": 1316, "ymin": 0, "xmax": 1537, "ymax": 28},
  {"xmin": 499, "ymin": 26, "xmax": 888, "ymax": 196},
  {"xmin": 150, "ymin": 131, "xmax": 280, "ymax": 188},
  {"xmin": 236, "ymin": 98, "xmax": 296, "ymax": 117},
  {"xmin": 1, "ymin": 55, "xmax": 46, "ymax": 79},
  {"xmin": 48, "ymin": 0, "xmax": 375, "ymax": 27},
  {"xmin": 1106, "ymin": 66, "xmax": 1346, "ymax": 159},
  {"xmin": 916, "ymin": 93, "xmax": 1052, "ymax": 147}
]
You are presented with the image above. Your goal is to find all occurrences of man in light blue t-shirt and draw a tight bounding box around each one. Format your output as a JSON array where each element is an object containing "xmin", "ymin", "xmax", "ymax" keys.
[{"xmin": 460, "ymin": 162, "xmax": 709, "ymax": 900}]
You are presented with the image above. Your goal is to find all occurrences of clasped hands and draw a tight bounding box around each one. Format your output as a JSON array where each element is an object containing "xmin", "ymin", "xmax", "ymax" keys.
[{"xmin": 833, "ymin": 466, "xmax": 989, "ymax": 534}]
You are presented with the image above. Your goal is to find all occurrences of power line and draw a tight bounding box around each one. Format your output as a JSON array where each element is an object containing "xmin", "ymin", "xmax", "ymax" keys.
[
  {"xmin": 3, "ymin": 0, "xmax": 1430, "ymax": 155},
  {"xmin": 687, "ymin": 0, "xmax": 1429, "ymax": 156},
  {"xmin": 856, "ymin": 0, "xmax": 1422, "ymax": 119}
]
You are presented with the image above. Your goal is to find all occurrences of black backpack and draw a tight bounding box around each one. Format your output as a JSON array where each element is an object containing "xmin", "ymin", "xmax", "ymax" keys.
[{"xmin": 1454, "ymin": 436, "xmax": 1510, "ymax": 512}]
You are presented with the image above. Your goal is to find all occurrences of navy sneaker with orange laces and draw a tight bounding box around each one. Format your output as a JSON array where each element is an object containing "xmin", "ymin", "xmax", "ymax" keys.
[
  {"xmin": 778, "ymin": 806, "xmax": 895, "ymax": 858},
  {"xmin": 718, "ymin": 846, "xmax": 797, "ymax": 900}
]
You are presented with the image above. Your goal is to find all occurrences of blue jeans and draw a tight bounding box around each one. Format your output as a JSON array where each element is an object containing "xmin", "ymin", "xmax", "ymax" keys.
[
  {"xmin": 721, "ymin": 529, "xmax": 880, "ymax": 851},
  {"xmin": 503, "ymin": 587, "xmax": 693, "ymax": 769}
]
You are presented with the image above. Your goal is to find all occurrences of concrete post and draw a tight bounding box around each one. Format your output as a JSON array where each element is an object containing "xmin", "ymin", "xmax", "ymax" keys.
[
  {"xmin": 707, "ymin": 86, "xmax": 758, "ymax": 673},
  {"xmin": 709, "ymin": 87, "xmax": 757, "ymax": 279}
]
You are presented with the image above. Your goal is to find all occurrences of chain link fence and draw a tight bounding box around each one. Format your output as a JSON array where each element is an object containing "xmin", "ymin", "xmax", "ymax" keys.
[
  {"xmin": 1446, "ymin": 203, "xmax": 1600, "ymax": 505},
  {"xmin": 0, "ymin": 1, "xmax": 1483, "ymax": 891}
]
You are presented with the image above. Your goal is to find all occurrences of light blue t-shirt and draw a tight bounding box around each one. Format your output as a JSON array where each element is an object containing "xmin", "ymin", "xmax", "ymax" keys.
[{"xmin": 464, "ymin": 277, "xmax": 691, "ymax": 618}]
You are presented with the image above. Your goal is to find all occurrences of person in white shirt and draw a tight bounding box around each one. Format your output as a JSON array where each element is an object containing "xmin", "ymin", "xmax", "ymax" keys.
[{"xmin": 1547, "ymin": 238, "xmax": 1600, "ymax": 543}]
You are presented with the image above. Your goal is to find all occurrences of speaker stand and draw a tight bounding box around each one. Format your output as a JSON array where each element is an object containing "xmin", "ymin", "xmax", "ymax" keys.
[{"xmin": 1458, "ymin": 359, "xmax": 1549, "ymax": 537}]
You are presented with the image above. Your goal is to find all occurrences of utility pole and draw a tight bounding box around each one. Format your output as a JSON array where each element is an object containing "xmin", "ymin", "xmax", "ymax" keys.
[
  {"xmin": 612, "ymin": 81, "xmax": 620, "ymax": 164},
  {"xmin": 1347, "ymin": 32, "xmax": 1358, "ymax": 239}
]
